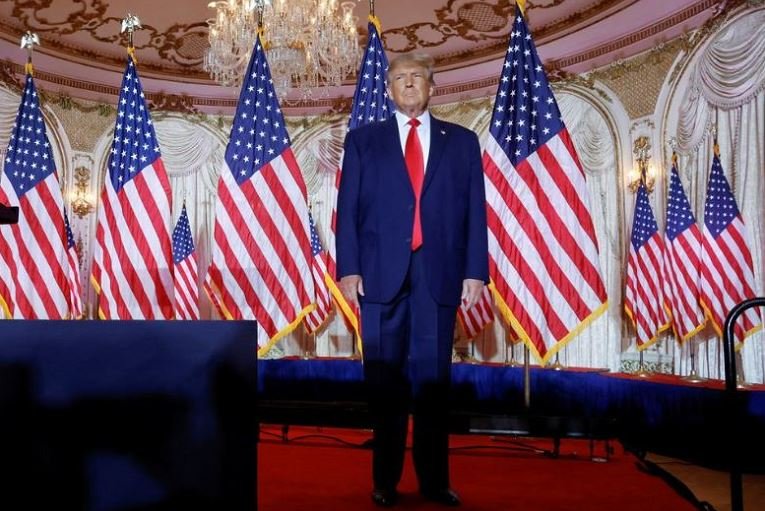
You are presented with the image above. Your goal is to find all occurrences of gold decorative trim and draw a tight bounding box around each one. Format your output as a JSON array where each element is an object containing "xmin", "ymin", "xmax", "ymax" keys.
[
  {"xmin": 147, "ymin": 93, "xmax": 199, "ymax": 115},
  {"xmin": 0, "ymin": 0, "xmax": 209, "ymax": 76},
  {"xmin": 548, "ymin": 0, "xmax": 719, "ymax": 69}
]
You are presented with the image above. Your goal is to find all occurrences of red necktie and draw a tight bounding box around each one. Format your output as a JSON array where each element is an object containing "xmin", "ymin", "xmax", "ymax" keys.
[{"xmin": 405, "ymin": 118, "xmax": 424, "ymax": 251}]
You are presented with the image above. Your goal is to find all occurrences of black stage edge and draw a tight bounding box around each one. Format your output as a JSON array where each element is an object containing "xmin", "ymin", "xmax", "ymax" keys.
[
  {"xmin": 0, "ymin": 320, "xmax": 258, "ymax": 511},
  {"xmin": 259, "ymin": 399, "xmax": 616, "ymax": 460},
  {"xmin": 257, "ymin": 360, "xmax": 765, "ymax": 471}
]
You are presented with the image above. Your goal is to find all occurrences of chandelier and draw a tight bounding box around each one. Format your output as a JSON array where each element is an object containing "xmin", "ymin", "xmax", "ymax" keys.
[{"xmin": 204, "ymin": 0, "xmax": 360, "ymax": 97}]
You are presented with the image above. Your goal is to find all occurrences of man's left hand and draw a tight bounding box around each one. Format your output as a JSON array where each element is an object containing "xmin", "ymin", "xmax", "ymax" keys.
[{"xmin": 461, "ymin": 279, "xmax": 484, "ymax": 310}]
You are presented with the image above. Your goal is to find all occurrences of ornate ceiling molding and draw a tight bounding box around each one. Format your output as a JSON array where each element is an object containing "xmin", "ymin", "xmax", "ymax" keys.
[
  {"xmin": 548, "ymin": 0, "xmax": 720, "ymax": 69},
  {"xmin": 0, "ymin": 0, "xmax": 208, "ymax": 76}
]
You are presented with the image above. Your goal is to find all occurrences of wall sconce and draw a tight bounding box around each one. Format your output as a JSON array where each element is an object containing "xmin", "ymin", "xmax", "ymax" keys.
[
  {"xmin": 71, "ymin": 166, "xmax": 94, "ymax": 218},
  {"xmin": 628, "ymin": 136, "xmax": 655, "ymax": 194}
]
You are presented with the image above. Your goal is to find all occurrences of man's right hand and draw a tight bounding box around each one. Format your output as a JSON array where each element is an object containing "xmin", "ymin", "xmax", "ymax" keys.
[{"xmin": 339, "ymin": 274, "xmax": 364, "ymax": 309}]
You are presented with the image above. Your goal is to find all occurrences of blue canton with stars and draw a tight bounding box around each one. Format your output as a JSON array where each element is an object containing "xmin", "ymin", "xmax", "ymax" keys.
[
  {"xmin": 308, "ymin": 211, "xmax": 324, "ymax": 256},
  {"xmin": 665, "ymin": 164, "xmax": 697, "ymax": 242},
  {"xmin": 348, "ymin": 21, "xmax": 395, "ymax": 130},
  {"xmin": 489, "ymin": 4, "xmax": 563, "ymax": 166},
  {"xmin": 226, "ymin": 35, "xmax": 291, "ymax": 185},
  {"xmin": 108, "ymin": 58, "xmax": 161, "ymax": 192},
  {"xmin": 3, "ymin": 74, "xmax": 56, "ymax": 198},
  {"xmin": 703, "ymin": 153, "xmax": 741, "ymax": 238},
  {"xmin": 630, "ymin": 184, "xmax": 660, "ymax": 250},
  {"xmin": 172, "ymin": 204, "xmax": 195, "ymax": 264}
]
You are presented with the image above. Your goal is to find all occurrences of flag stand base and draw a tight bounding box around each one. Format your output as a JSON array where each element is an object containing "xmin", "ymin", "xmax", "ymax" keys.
[
  {"xmin": 634, "ymin": 350, "xmax": 651, "ymax": 378},
  {"xmin": 681, "ymin": 369, "xmax": 705, "ymax": 383},
  {"xmin": 548, "ymin": 353, "xmax": 565, "ymax": 371}
]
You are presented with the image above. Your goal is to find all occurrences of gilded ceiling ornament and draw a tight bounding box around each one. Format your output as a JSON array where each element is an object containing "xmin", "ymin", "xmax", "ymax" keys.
[
  {"xmin": 382, "ymin": 0, "xmax": 515, "ymax": 53},
  {"xmin": 8, "ymin": 0, "xmax": 108, "ymax": 35},
  {"xmin": 3, "ymin": 1, "xmax": 207, "ymax": 72},
  {"xmin": 0, "ymin": 59, "xmax": 21, "ymax": 91},
  {"xmin": 545, "ymin": 68, "xmax": 611, "ymax": 103},
  {"xmin": 148, "ymin": 93, "xmax": 199, "ymax": 115}
]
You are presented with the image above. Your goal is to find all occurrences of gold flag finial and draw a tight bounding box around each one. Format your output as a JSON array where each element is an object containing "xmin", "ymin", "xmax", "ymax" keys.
[
  {"xmin": 121, "ymin": 13, "xmax": 142, "ymax": 62},
  {"xmin": 368, "ymin": 0, "xmax": 382, "ymax": 39},
  {"xmin": 710, "ymin": 126, "xmax": 719, "ymax": 157},
  {"xmin": 20, "ymin": 31, "xmax": 40, "ymax": 75}
]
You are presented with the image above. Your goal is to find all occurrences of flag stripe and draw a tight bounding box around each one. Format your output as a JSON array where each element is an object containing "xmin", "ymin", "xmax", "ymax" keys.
[
  {"xmin": 172, "ymin": 204, "xmax": 199, "ymax": 320},
  {"xmin": 482, "ymin": 9, "xmax": 608, "ymax": 363},
  {"xmin": 663, "ymin": 163, "xmax": 705, "ymax": 340},
  {"xmin": 1, "ymin": 175, "xmax": 69, "ymax": 318},
  {"xmin": 327, "ymin": 20, "xmax": 395, "ymax": 341},
  {"xmin": 91, "ymin": 58, "xmax": 174, "ymax": 320},
  {"xmin": 204, "ymin": 35, "xmax": 315, "ymax": 352}
]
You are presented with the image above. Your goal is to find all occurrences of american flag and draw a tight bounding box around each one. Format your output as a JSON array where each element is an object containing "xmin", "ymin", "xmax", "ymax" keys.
[
  {"xmin": 205, "ymin": 34, "xmax": 314, "ymax": 351},
  {"xmin": 327, "ymin": 17, "xmax": 394, "ymax": 339},
  {"xmin": 699, "ymin": 145, "xmax": 761, "ymax": 343},
  {"xmin": 482, "ymin": 5, "xmax": 608, "ymax": 363},
  {"xmin": 625, "ymin": 183, "xmax": 670, "ymax": 349},
  {"xmin": 457, "ymin": 286, "xmax": 495, "ymax": 339},
  {"xmin": 0, "ymin": 73, "xmax": 71, "ymax": 319},
  {"xmin": 304, "ymin": 212, "xmax": 332, "ymax": 334},
  {"xmin": 663, "ymin": 157, "xmax": 705, "ymax": 341},
  {"xmin": 63, "ymin": 209, "xmax": 84, "ymax": 319},
  {"xmin": 172, "ymin": 203, "xmax": 199, "ymax": 320},
  {"xmin": 91, "ymin": 57, "xmax": 174, "ymax": 319}
]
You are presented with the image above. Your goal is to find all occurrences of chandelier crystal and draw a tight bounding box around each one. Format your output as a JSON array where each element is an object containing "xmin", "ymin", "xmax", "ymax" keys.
[{"xmin": 204, "ymin": 0, "xmax": 360, "ymax": 98}]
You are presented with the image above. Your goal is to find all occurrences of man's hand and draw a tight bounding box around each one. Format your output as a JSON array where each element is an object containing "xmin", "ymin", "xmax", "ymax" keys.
[
  {"xmin": 340, "ymin": 274, "xmax": 364, "ymax": 309},
  {"xmin": 461, "ymin": 278, "xmax": 484, "ymax": 310}
]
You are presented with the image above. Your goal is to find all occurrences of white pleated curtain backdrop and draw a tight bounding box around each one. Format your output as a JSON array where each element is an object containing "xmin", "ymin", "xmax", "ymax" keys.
[
  {"xmin": 153, "ymin": 116, "xmax": 225, "ymax": 320},
  {"xmin": 671, "ymin": 8, "xmax": 765, "ymax": 382}
]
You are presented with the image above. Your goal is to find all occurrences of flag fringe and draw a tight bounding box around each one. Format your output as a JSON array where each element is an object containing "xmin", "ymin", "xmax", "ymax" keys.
[
  {"xmin": 490, "ymin": 281, "xmax": 608, "ymax": 365},
  {"xmin": 324, "ymin": 273, "xmax": 363, "ymax": 355}
]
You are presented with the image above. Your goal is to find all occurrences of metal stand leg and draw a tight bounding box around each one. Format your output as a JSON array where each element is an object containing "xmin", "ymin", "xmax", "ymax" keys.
[
  {"xmin": 682, "ymin": 339, "xmax": 705, "ymax": 383},
  {"xmin": 549, "ymin": 352, "xmax": 564, "ymax": 371},
  {"xmin": 635, "ymin": 350, "xmax": 651, "ymax": 378}
]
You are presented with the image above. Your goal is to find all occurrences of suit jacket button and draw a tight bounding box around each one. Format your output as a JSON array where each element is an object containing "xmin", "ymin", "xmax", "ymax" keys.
[
  {"xmin": 408, "ymin": 205, "xmax": 414, "ymax": 210},
  {"xmin": 405, "ymin": 237, "xmax": 411, "ymax": 243}
]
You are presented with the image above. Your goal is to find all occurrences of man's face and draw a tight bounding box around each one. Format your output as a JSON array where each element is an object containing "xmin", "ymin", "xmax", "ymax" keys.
[{"xmin": 387, "ymin": 62, "xmax": 434, "ymax": 117}]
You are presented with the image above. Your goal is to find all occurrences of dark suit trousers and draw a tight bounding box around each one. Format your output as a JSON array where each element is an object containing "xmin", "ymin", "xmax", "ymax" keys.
[{"xmin": 360, "ymin": 250, "xmax": 457, "ymax": 492}]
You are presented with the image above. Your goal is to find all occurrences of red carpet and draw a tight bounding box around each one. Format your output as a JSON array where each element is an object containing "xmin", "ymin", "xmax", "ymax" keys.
[{"xmin": 258, "ymin": 426, "xmax": 699, "ymax": 510}]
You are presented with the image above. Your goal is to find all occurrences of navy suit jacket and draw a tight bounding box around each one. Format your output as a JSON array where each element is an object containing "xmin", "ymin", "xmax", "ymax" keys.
[{"xmin": 336, "ymin": 115, "xmax": 489, "ymax": 306}]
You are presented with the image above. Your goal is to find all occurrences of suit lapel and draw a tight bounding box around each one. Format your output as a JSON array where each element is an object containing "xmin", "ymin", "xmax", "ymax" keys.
[
  {"xmin": 423, "ymin": 116, "xmax": 448, "ymax": 193},
  {"xmin": 381, "ymin": 117, "xmax": 413, "ymax": 195}
]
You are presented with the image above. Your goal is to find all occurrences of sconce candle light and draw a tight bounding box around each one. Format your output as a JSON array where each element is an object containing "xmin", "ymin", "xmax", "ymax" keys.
[
  {"xmin": 628, "ymin": 136, "xmax": 655, "ymax": 194},
  {"xmin": 71, "ymin": 166, "xmax": 94, "ymax": 217}
]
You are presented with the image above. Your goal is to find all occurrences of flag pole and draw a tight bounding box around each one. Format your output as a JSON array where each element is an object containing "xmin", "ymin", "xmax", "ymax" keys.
[
  {"xmin": 549, "ymin": 352, "xmax": 564, "ymax": 371},
  {"xmin": 507, "ymin": 339, "xmax": 521, "ymax": 366},
  {"xmin": 523, "ymin": 345, "xmax": 531, "ymax": 408},
  {"xmin": 682, "ymin": 339, "xmax": 705, "ymax": 383},
  {"xmin": 735, "ymin": 352, "xmax": 748, "ymax": 388}
]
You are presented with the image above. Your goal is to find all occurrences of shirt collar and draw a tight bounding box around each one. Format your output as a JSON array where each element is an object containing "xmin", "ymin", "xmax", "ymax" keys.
[{"xmin": 395, "ymin": 110, "xmax": 430, "ymax": 131}]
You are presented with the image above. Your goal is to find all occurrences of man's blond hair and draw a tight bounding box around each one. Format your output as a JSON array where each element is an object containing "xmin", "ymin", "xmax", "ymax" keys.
[{"xmin": 387, "ymin": 52, "xmax": 436, "ymax": 85}]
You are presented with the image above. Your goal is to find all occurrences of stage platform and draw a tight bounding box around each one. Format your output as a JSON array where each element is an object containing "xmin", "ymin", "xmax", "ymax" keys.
[{"xmin": 258, "ymin": 358, "xmax": 765, "ymax": 470}]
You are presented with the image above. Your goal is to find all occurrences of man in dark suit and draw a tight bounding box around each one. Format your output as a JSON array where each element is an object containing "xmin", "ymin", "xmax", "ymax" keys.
[{"xmin": 336, "ymin": 52, "xmax": 489, "ymax": 507}]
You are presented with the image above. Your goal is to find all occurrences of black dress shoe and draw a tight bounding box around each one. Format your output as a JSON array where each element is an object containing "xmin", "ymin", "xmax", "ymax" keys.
[
  {"xmin": 421, "ymin": 488, "xmax": 461, "ymax": 507},
  {"xmin": 371, "ymin": 488, "xmax": 398, "ymax": 507}
]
